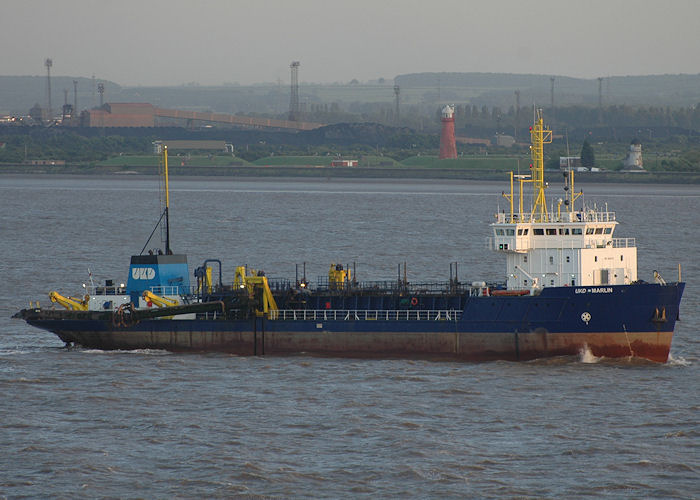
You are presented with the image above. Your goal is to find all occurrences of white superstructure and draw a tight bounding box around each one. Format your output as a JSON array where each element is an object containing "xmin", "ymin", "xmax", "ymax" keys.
[
  {"xmin": 490, "ymin": 210, "xmax": 637, "ymax": 289},
  {"xmin": 490, "ymin": 110, "xmax": 637, "ymax": 291}
]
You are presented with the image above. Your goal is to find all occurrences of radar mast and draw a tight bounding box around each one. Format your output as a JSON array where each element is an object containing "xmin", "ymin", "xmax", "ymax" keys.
[{"xmin": 529, "ymin": 109, "xmax": 552, "ymax": 222}]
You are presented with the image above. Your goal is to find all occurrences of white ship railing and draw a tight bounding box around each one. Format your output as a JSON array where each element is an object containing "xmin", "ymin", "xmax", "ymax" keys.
[
  {"xmin": 611, "ymin": 238, "xmax": 636, "ymax": 248},
  {"xmin": 487, "ymin": 236, "xmax": 636, "ymax": 250},
  {"xmin": 495, "ymin": 211, "xmax": 616, "ymax": 224},
  {"xmin": 86, "ymin": 285, "xmax": 127, "ymax": 296},
  {"xmin": 585, "ymin": 237, "xmax": 637, "ymax": 249},
  {"xmin": 271, "ymin": 309, "xmax": 462, "ymax": 322},
  {"xmin": 149, "ymin": 285, "xmax": 183, "ymax": 296}
]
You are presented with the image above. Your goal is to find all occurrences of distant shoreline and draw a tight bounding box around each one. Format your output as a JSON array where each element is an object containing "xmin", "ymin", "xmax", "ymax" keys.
[{"xmin": 0, "ymin": 163, "xmax": 696, "ymax": 184}]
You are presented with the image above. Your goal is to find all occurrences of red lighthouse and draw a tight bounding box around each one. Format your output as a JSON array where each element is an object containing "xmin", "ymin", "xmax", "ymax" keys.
[{"xmin": 439, "ymin": 105, "xmax": 457, "ymax": 159}]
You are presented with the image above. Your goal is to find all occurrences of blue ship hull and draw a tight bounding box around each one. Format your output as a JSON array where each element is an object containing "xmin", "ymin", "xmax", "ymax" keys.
[{"xmin": 19, "ymin": 282, "xmax": 684, "ymax": 362}]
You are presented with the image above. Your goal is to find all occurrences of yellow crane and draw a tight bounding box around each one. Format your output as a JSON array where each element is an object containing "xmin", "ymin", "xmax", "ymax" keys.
[
  {"xmin": 49, "ymin": 291, "xmax": 89, "ymax": 311},
  {"xmin": 234, "ymin": 266, "xmax": 278, "ymax": 316},
  {"xmin": 142, "ymin": 290, "xmax": 179, "ymax": 307}
]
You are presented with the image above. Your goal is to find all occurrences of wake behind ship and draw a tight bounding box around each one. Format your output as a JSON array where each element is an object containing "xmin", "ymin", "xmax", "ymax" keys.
[{"xmin": 13, "ymin": 112, "xmax": 685, "ymax": 362}]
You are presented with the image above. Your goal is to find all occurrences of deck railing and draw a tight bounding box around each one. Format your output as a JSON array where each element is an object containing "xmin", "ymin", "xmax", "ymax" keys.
[
  {"xmin": 270, "ymin": 309, "xmax": 462, "ymax": 322},
  {"xmin": 495, "ymin": 210, "xmax": 616, "ymax": 224},
  {"xmin": 86, "ymin": 285, "xmax": 126, "ymax": 296},
  {"xmin": 149, "ymin": 286, "xmax": 183, "ymax": 296},
  {"xmin": 611, "ymin": 238, "xmax": 636, "ymax": 248}
]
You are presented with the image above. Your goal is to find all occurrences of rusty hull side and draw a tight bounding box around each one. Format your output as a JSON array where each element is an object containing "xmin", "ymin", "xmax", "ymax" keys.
[
  {"xmin": 263, "ymin": 329, "xmax": 672, "ymax": 362},
  {"xmin": 50, "ymin": 325, "xmax": 673, "ymax": 362},
  {"xmin": 514, "ymin": 330, "xmax": 673, "ymax": 362}
]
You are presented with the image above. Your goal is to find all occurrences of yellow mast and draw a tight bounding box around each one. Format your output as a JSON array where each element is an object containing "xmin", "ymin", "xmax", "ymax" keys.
[
  {"xmin": 529, "ymin": 109, "xmax": 552, "ymax": 222},
  {"xmin": 518, "ymin": 175, "xmax": 528, "ymax": 217},
  {"xmin": 501, "ymin": 111, "xmax": 583, "ymax": 224},
  {"xmin": 502, "ymin": 171, "xmax": 532, "ymax": 223},
  {"xmin": 137, "ymin": 143, "xmax": 174, "ymax": 256},
  {"xmin": 567, "ymin": 168, "xmax": 583, "ymax": 214},
  {"xmin": 503, "ymin": 171, "xmax": 515, "ymax": 221},
  {"xmin": 163, "ymin": 145, "xmax": 171, "ymax": 254},
  {"xmin": 163, "ymin": 145, "xmax": 170, "ymax": 211}
]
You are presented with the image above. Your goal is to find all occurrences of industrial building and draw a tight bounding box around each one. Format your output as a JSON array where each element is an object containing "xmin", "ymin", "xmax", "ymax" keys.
[
  {"xmin": 83, "ymin": 103, "xmax": 156, "ymax": 127},
  {"xmin": 330, "ymin": 159, "xmax": 358, "ymax": 167},
  {"xmin": 79, "ymin": 102, "xmax": 322, "ymax": 131}
]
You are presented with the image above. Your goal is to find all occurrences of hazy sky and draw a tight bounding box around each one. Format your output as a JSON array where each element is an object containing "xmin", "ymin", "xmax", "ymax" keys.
[{"xmin": 3, "ymin": 0, "xmax": 699, "ymax": 86}]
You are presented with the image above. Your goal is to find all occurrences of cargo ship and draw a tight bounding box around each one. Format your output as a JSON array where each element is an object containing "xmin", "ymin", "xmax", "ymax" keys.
[{"xmin": 13, "ymin": 111, "xmax": 685, "ymax": 362}]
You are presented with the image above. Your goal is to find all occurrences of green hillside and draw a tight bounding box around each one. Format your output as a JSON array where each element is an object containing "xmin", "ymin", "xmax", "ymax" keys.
[
  {"xmin": 98, "ymin": 155, "xmax": 249, "ymax": 167},
  {"xmin": 252, "ymin": 155, "xmax": 400, "ymax": 167},
  {"xmin": 252, "ymin": 156, "xmax": 329, "ymax": 166}
]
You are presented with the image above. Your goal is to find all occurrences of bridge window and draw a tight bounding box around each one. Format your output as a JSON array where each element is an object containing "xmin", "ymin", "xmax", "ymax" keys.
[
  {"xmin": 595, "ymin": 228, "xmax": 604, "ymax": 234},
  {"xmin": 496, "ymin": 229, "xmax": 504, "ymax": 235},
  {"xmin": 604, "ymin": 227, "xmax": 613, "ymax": 234},
  {"xmin": 572, "ymin": 228, "xmax": 582, "ymax": 235},
  {"xmin": 534, "ymin": 228, "xmax": 544, "ymax": 235},
  {"xmin": 586, "ymin": 228, "xmax": 594, "ymax": 235},
  {"xmin": 546, "ymin": 228, "xmax": 557, "ymax": 235},
  {"xmin": 506, "ymin": 229, "xmax": 515, "ymax": 236},
  {"xmin": 559, "ymin": 228, "xmax": 570, "ymax": 235}
]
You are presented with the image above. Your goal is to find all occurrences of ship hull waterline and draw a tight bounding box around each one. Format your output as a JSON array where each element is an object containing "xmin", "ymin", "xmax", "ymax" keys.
[{"xmin": 28, "ymin": 319, "xmax": 674, "ymax": 363}]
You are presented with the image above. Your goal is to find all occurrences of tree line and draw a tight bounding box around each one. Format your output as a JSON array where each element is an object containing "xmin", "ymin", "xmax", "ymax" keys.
[{"xmin": 297, "ymin": 102, "xmax": 700, "ymax": 136}]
